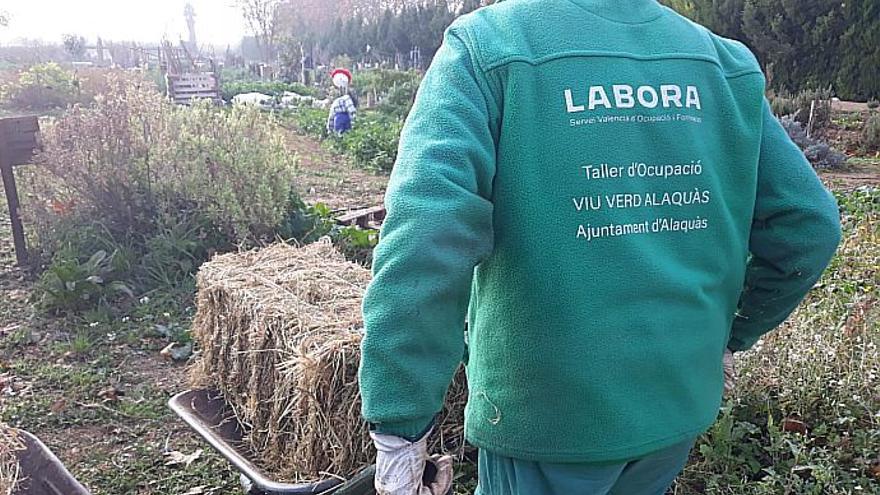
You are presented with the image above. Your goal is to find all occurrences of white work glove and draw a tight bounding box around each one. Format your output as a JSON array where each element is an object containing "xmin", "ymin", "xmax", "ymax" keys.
[
  {"xmin": 723, "ymin": 348, "xmax": 735, "ymax": 393},
  {"xmin": 370, "ymin": 430, "xmax": 453, "ymax": 495}
]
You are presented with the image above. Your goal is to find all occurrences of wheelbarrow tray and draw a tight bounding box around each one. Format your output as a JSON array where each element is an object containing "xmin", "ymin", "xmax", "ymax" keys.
[
  {"xmin": 13, "ymin": 429, "xmax": 91, "ymax": 495},
  {"xmin": 169, "ymin": 389, "xmax": 375, "ymax": 495}
]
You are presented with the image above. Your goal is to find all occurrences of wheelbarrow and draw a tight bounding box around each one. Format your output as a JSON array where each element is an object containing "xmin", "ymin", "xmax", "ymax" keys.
[
  {"xmin": 171, "ymin": 389, "xmax": 399, "ymax": 495},
  {"xmin": 10, "ymin": 429, "xmax": 91, "ymax": 495}
]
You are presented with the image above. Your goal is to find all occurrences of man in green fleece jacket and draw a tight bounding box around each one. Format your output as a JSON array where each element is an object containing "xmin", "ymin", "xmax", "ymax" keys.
[{"xmin": 358, "ymin": 0, "xmax": 842, "ymax": 493}]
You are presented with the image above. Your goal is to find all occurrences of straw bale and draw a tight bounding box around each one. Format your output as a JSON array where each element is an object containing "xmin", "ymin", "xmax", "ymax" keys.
[
  {"xmin": 0, "ymin": 425, "xmax": 23, "ymax": 495},
  {"xmin": 190, "ymin": 240, "xmax": 467, "ymax": 482}
]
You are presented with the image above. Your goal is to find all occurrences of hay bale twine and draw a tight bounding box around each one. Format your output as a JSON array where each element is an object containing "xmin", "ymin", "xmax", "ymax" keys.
[
  {"xmin": 0, "ymin": 425, "xmax": 24, "ymax": 495},
  {"xmin": 190, "ymin": 240, "xmax": 467, "ymax": 482}
]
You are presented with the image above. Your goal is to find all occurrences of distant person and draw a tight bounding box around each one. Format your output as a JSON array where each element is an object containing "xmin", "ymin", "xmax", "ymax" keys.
[
  {"xmin": 327, "ymin": 68, "xmax": 357, "ymax": 135},
  {"xmin": 358, "ymin": 0, "xmax": 842, "ymax": 494}
]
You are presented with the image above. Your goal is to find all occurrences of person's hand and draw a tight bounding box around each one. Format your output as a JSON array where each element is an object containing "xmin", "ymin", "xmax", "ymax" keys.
[
  {"xmin": 723, "ymin": 348, "xmax": 735, "ymax": 393},
  {"xmin": 370, "ymin": 430, "xmax": 453, "ymax": 495}
]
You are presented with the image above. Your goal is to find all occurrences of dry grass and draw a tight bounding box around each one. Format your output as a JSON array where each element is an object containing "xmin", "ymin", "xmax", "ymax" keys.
[
  {"xmin": 190, "ymin": 240, "xmax": 467, "ymax": 482},
  {"xmin": 0, "ymin": 425, "xmax": 24, "ymax": 495}
]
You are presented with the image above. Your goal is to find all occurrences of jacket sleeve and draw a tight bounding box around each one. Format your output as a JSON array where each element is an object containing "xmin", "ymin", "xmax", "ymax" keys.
[
  {"xmin": 728, "ymin": 100, "xmax": 841, "ymax": 352},
  {"xmin": 358, "ymin": 27, "xmax": 497, "ymax": 439}
]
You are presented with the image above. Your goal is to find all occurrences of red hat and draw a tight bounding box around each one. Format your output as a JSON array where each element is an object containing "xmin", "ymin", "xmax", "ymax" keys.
[{"xmin": 331, "ymin": 68, "xmax": 352, "ymax": 85}]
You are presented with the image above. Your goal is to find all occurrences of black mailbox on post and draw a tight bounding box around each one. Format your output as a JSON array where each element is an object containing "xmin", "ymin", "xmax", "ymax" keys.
[{"xmin": 0, "ymin": 115, "xmax": 41, "ymax": 266}]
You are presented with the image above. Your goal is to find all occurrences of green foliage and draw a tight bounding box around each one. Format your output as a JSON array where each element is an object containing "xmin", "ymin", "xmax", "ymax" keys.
[
  {"xmin": 276, "ymin": 197, "xmax": 336, "ymax": 244},
  {"xmin": 36, "ymin": 249, "xmax": 134, "ymax": 314},
  {"xmin": 677, "ymin": 187, "xmax": 880, "ymax": 494},
  {"xmin": 275, "ymin": 195, "xmax": 378, "ymax": 266},
  {"xmin": 862, "ymin": 113, "xmax": 880, "ymax": 152},
  {"xmin": 686, "ymin": 0, "xmax": 879, "ymax": 101},
  {"xmin": 221, "ymin": 80, "xmax": 319, "ymax": 102},
  {"xmin": 0, "ymin": 62, "xmax": 81, "ymax": 111},
  {"xmin": 22, "ymin": 76, "xmax": 299, "ymax": 308},
  {"xmin": 291, "ymin": 107, "xmax": 330, "ymax": 138},
  {"xmin": 767, "ymin": 92, "xmax": 796, "ymax": 117},
  {"xmin": 658, "ymin": 0, "xmax": 695, "ymax": 16},
  {"xmin": 354, "ymin": 69, "xmax": 421, "ymax": 97},
  {"xmin": 291, "ymin": 107, "xmax": 403, "ymax": 172},
  {"xmin": 29, "ymin": 77, "xmax": 296, "ymax": 246},
  {"xmin": 311, "ymin": 0, "xmax": 480, "ymax": 70},
  {"xmin": 790, "ymin": 88, "xmax": 833, "ymax": 128},
  {"xmin": 334, "ymin": 225, "xmax": 378, "ymax": 266},
  {"xmin": 377, "ymin": 80, "xmax": 419, "ymax": 119},
  {"xmin": 328, "ymin": 113, "xmax": 403, "ymax": 172}
]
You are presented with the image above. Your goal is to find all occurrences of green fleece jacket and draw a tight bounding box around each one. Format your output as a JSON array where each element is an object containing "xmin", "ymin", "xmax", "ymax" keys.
[{"xmin": 358, "ymin": 0, "xmax": 841, "ymax": 462}]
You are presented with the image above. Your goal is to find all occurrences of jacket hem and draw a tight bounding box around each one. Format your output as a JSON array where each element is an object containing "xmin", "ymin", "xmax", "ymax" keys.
[{"xmin": 465, "ymin": 421, "xmax": 713, "ymax": 464}]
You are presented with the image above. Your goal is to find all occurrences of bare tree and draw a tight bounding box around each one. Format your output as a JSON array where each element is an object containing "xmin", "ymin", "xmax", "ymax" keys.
[
  {"xmin": 238, "ymin": 0, "xmax": 282, "ymax": 63},
  {"xmin": 62, "ymin": 34, "xmax": 88, "ymax": 60}
]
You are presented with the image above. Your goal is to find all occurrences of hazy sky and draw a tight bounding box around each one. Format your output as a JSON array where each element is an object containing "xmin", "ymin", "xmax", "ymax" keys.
[{"xmin": 0, "ymin": 0, "xmax": 247, "ymax": 46}]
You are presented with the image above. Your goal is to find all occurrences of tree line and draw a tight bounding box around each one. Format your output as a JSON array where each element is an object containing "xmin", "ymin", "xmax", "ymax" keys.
[
  {"xmin": 251, "ymin": 0, "xmax": 877, "ymax": 100},
  {"xmin": 661, "ymin": 0, "xmax": 879, "ymax": 101}
]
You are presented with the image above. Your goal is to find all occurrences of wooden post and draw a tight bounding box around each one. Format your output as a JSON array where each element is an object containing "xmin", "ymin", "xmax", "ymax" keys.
[
  {"xmin": 0, "ymin": 116, "xmax": 40, "ymax": 267},
  {"xmin": 0, "ymin": 153, "xmax": 27, "ymax": 266},
  {"xmin": 807, "ymin": 100, "xmax": 816, "ymax": 139}
]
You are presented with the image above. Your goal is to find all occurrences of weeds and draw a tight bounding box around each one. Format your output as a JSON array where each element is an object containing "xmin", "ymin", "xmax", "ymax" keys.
[{"xmin": 678, "ymin": 187, "xmax": 880, "ymax": 494}]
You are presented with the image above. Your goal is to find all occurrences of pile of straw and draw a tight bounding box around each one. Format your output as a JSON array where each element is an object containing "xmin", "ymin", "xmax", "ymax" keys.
[
  {"xmin": 190, "ymin": 240, "xmax": 467, "ymax": 482},
  {"xmin": 0, "ymin": 425, "xmax": 23, "ymax": 495}
]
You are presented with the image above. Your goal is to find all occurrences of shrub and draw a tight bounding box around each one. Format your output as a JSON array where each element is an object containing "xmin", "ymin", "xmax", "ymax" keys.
[
  {"xmin": 779, "ymin": 116, "xmax": 847, "ymax": 169},
  {"xmin": 377, "ymin": 80, "xmax": 418, "ymax": 119},
  {"xmin": 290, "ymin": 107, "xmax": 330, "ymax": 138},
  {"xmin": 22, "ymin": 76, "xmax": 299, "ymax": 310},
  {"xmin": 290, "ymin": 108, "xmax": 401, "ymax": 172},
  {"xmin": 30, "ymin": 76, "xmax": 296, "ymax": 245},
  {"xmin": 862, "ymin": 112, "xmax": 880, "ymax": 151},
  {"xmin": 790, "ymin": 88, "xmax": 833, "ymax": 129},
  {"xmin": 0, "ymin": 63, "xmax": 81, "ymax": 111},
  {"xmin": 767, "ymin": 91, "xmax": 796, "ymax": 117},
  {"xmin": 868, "ymin": 99, "xmax": 879, "ymax": 110},
  {"xmin": 353, "ymin": 69, "xmax": 421, "ymax": 98},
  {"xmin": 329, "ymin": 113, "xmax": 402, "ymax": 172}
]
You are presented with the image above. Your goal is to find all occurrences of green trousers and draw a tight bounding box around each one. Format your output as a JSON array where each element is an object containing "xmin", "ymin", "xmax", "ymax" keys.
[{"xmin": 474, "ymin": 438, "xmax": 695, "ymax": 495}]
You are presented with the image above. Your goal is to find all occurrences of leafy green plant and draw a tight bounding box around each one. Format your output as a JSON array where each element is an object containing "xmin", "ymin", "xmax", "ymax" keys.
[
  {"xmin": 140, "ymin": 211, "xmax": 229, "ymax": 288},
  {"xmin": 329, "ymin": 112, "xmax": 403, "ymax": 172},
  {"xmin": 290, "ymin": 107, "xmax": 330, "ymax": 138},
  {"xmin": 276, "ymin": 197, "xmax": 336, "ymax": 243},
  {"xmin": 36, "ymin": 249, "xmax": 134, "ymax": 313},
  {"xmin": 334, "ymin": 225, "xmax": 378, "ymax": 266}
]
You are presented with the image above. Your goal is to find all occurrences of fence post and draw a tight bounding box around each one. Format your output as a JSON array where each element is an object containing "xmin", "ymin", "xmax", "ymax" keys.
[
  {"xmin": 0, "ymin": 150, "xmax": 27, "ymax": 266},
  {"xmin": 0, "ymin": 116, "xmax": 40, "ymax": 267}
]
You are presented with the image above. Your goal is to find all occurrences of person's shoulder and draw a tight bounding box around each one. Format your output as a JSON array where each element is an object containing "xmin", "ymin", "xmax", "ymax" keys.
[
  {"xmin": 659, "ymin": 6, "xmax": 761, "ymax": 77},
  {"xmin": 444, "ymin": 0, "xmax": 554, "ymax": 68}
]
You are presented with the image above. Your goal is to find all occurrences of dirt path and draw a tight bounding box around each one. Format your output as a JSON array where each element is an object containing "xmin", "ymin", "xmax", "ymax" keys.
[
  {"xmin": 286, "ymin": 131, "xmax": 388, "ymax": 211},
  {"xmin": 821, "ymin": 158, "xmax": 880, "ymax": 190}
]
